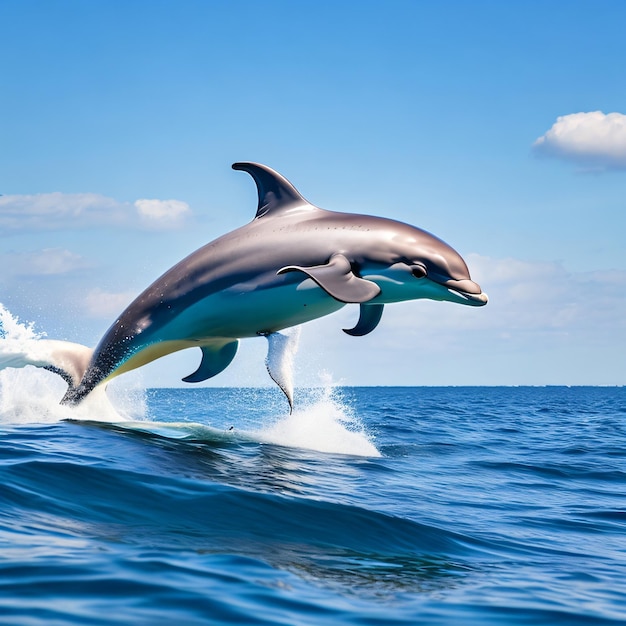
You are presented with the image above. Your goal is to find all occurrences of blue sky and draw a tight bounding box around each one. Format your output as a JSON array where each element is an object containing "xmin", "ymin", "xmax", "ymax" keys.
[{"xmin": 1, "ymin": 0, "xmax": 625, "ymax": 387}]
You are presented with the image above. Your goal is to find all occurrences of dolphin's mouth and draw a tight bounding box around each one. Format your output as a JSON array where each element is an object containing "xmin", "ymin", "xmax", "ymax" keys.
[
  {"xmin": 440, "ymin": 278, "xmax": 488, "ymax": 307},
  {"xmin": 448, "ymin": 288, "xmax": 488, "ymax": 306}
]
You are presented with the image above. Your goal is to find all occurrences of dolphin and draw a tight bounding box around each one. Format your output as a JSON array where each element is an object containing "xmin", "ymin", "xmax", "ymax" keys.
[{"xmin": 1, "ymin": 163, "xmax": 487, "ymax": 410}]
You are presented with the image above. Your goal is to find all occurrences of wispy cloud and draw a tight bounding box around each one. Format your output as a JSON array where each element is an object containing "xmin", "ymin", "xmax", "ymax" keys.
[
  {"xmin": 83, "ymin": 288, "xmax": 136, "ymax": 319},
  {"xmin": 533, "ymin": 111, "xmax": 626, "ymax": 171},
  {"xmin": 465, "ymin": 254, "xmax": 626, "ymax": 334},
  {"xmin": 295, "ymin": 253, "xmax": 626, "ymax": 385},
  {"xmin": 391, "ymin": 253, "xmax": 625, "ymax": 337},
  {"xmin": 0, "ymin": 192, "xmax": 192, "ymax": 233},
  {"xmin": 134, "ymin": 198, "xmax": 191, "ymax": 226},
  {"xmin": 1, "ymin": 248, "xmax": 90, "ymax": 276}
]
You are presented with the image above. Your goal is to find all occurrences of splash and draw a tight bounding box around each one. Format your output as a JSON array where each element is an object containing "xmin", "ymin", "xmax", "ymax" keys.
[
  {"xmin": 111, "ymin": 383, "xmax": 381, "ymax": 457},
  {"xmin": 260, "ymin": 330, "xmax": 380, "ymax": 456},
  {"xmin": 0, "ymin": 303, "xmax": 145, "ymax": 424},
  {"xmin": 256, "ymin": 382, "xmax": 381, "ymax": 457},
  {"xmin": 0, "ymin": 302, "xmax": 43, "ymax": 341}
]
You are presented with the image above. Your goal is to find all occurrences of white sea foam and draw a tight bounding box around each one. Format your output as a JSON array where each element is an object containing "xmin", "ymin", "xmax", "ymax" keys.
[
  {"xmin": 255, "ymin": 382, "xmax": 381, "ymax": 457},
  {"xmin": 0, "ymin": 303, "xmax": 144, "ymax": 424},
  {"xmin": 0, "ymin": 303, "xmax": 41, "ymax": 341},
  {"xmin": 0, "ymin": 364, "xmax": 146, "ymax": 425}
]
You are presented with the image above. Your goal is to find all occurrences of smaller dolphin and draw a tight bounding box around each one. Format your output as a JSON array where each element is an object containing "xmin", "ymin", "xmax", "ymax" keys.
[{"xmin": 0, "ymin": 163, "xmax": 487, "ymax": 410}]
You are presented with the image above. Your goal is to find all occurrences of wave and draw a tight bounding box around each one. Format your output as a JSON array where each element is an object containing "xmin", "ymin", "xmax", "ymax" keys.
[
  {"xmin": 0, "ymin": 444, "xmax": 474, "ymax": 606},
  {"xmin": 2, "ymin": 457, "xmax": 466, "ymax": 555}
]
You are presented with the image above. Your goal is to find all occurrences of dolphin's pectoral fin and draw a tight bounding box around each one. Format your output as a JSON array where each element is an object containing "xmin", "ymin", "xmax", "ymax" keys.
[
  {"xmin": 278, "ymin": 253, "xmax": 381, "ymax": 304},
  {"xmin": 182, "ymin": 341, "xmax": 239, "ymax": 383},
  {"xmin": 263, "ymin": 331, "xmax": 299, "ymax": 414},
  {"xmin": 343, "ymin": 303, "xmax": 385, "ymax": 337}
]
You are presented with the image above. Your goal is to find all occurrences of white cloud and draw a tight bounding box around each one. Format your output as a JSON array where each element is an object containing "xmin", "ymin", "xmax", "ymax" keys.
[
  {"xmin": 2, "ymin": 248, "xmax": 90, "ymax": 276},
  {"xmin": 134, "ymin": 198, "xmax": 191, "ymax": 225},
  {"xmin": 83, "ymin": 288, "xmax": 137, "ymax": 319},
  {"xmin": 0, "ymin": 193, "xmax": 125, "ymax": 231},
  {"xmin": 0, "ymin": 192, "xmax": 192, "ymax": 233},
  {"xmin": 533, "ymin": 111, "xmax": 626, "ymax": 171}
]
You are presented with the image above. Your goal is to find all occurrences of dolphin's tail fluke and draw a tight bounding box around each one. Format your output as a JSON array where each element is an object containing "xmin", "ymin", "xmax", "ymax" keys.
[{"xmin": 0, "ymin": 338, "xmax": 93, "ymax": 403}]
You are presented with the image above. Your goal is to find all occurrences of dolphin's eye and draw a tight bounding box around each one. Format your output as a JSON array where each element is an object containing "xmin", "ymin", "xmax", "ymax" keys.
[{"xmin": 411, "ymin": 263, "xmax": 427, "ymax": 279}]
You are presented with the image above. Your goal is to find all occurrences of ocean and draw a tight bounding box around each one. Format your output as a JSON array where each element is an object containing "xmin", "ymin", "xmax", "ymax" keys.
[
  {"xmin": 0, "ymin": 313, "xmax": 625, "ymax": 624},
  {"xmin": 0, "ymin": 379, "xmax": 624, "ymax": 624}
]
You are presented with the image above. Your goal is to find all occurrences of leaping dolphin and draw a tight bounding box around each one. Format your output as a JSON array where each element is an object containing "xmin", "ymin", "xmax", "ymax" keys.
[{"xmin": 0, "ymin": 163, "xmax": 487, "ymax": 410}]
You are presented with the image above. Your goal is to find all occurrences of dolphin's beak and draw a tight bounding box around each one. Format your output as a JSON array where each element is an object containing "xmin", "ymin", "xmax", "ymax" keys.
[
  {"xmin": 450, "ymin": 289, "xmax": 488, "ymax": 306},
  {"xmin": 442, "ymin": 278, "xmax": 488, "ymax": 307}
]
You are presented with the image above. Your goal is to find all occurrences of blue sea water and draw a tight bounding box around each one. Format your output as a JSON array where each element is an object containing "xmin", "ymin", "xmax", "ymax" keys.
[{"xmin": 0, "ymin": 376, "xmax": 624, "ymax": 624}]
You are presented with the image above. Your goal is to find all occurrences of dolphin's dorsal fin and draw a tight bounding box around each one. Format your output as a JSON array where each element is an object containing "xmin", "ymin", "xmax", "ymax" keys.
[{"xmin": 232, "ymin": 162, "xmax": 310, "ymax": 219}]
